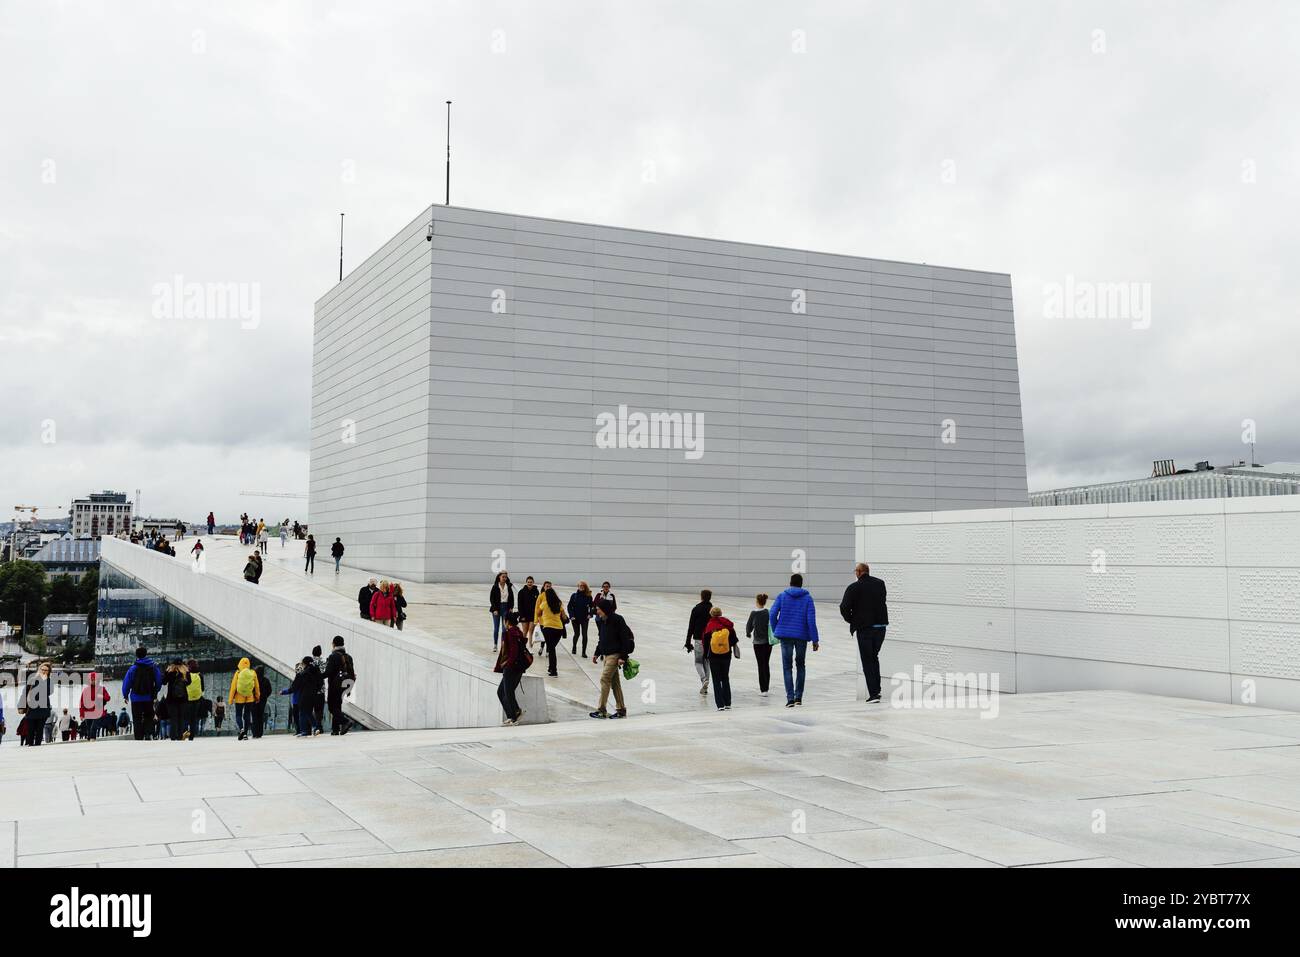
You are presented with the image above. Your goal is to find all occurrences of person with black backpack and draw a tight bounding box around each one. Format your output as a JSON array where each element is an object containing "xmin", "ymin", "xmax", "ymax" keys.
[
  {"xmin": 589, "ymin": 602, "xmax": 633, "ymax": 720},
  {"xmin": 324, "ymin": 636, "xmax": 356, "ymax": 735},
  {"xmin": 494, "ymin": 612, "xmax": 531, "ymax": 725},
  {"xmin": 122, "ymin": 646, "xmax": 164, "ymax": 741}
]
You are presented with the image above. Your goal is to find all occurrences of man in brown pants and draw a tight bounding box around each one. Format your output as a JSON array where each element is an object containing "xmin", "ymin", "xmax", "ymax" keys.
[{"xmin": 589, "ymin": 601, "xmax": 631, "ymax": 720}]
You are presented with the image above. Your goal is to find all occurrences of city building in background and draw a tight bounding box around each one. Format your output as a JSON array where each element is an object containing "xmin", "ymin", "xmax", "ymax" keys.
[
  {"xmin": 30, "ymin": 535, "xmax": 102, "ymax": 582},
  {"xmin": 310, "ymin": 205, "xmax": 1028, "ymax": 593},
  {"xmin": 1030, "ymin": 459, "xmax": 1300, "ymax": 506},
  {"xmin": 70, "ymin": 490, "xmax": 133, "ymax": 538},
  {"xmin": 42, "ymin": 612, "xmax": 89, "ymax": 641},
  {"xmin": 132, "ymin": 516, "xmax": 186, "ymax": 537}
]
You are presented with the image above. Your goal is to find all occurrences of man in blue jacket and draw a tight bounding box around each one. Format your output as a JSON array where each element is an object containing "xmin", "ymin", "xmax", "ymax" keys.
[
  {"xmin": 122, "ymin": 646, "xmax": 164, "ymax": 741},
  {"xmin": 768, "ymin": 573, "xmax": 819, "ymax": 707}
]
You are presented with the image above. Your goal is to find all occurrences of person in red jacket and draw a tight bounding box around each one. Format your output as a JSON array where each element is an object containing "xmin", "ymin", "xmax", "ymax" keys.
[
  {"xmin": 79, "ymin": 672, "xmax": 112, "ymax": 741},
  {"xmin": 703, "ymin": 607, "xmax": 741, "ymax": 711},
  {"xmin": 369, "ymin": 580, "xmax": 396, "ymax": 627},
  {"xmin": 494, "ymin": 612, "xmax": 530, "ymax": 725}
]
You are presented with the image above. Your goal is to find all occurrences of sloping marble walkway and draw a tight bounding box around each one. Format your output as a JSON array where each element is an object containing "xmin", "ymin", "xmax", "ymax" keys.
[{"xmin": 4, "ymin": 690, "xmax": 1300, "ymax": 868}]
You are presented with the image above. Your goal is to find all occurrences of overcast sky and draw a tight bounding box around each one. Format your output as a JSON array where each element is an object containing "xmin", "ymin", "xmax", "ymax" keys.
[{"xmin": 3, "ymin": 0, "xmax": 1297, "ymax": 523}]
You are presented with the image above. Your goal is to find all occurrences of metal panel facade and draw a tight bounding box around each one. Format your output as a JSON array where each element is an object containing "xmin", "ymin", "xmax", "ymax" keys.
[{"xmin": 311, "ymin": 205, "xmax": 1027, "ymax": 592}]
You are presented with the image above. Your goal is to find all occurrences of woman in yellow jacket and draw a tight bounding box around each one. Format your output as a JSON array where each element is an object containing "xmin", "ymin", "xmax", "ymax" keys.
[
  {"xmin": 228, "ymin": 657, "xmax": 261, "ymax": 741},
  {"xmin": 184, "ymin": 657, "xmax": 204, "ymax": 740},
  {"xmin": 534, "ymin": 581, "xmax": 569, "ymax": 678}
]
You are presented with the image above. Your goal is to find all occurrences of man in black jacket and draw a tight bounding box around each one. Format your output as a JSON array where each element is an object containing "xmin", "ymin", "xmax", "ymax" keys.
[
  {"xmin": 684, "ymin": 588, "xmax": 713, "ymax": 696},
  {"xmin": 324, "ymin": 635, "xmax": 357, "ymax": 735},
  {"xmin": 357, "ymin": 579, "xmax": 378, "ymax": 619},
  {"xmin": 589, "ymin": 604, "xmax": 632, "ymax": 720},
  {"xmin": 840, "ymin": 563, "xmax": 889, "ymax": 703}
]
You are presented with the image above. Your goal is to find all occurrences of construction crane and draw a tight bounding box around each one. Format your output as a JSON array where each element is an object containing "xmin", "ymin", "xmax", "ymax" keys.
[
  {"xmin": 238, "ymin": 491, "xmax": 308, "ymax": 499},
  {"xmin": 7, "ymin": 504, "xmax": 64, "ymax": 563}
]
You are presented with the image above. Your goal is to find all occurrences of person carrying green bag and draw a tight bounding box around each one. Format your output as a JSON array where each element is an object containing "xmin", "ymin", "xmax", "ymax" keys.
[{"xmin": 589, "ymin": 601, "xmax": 634, "ymax": 720}]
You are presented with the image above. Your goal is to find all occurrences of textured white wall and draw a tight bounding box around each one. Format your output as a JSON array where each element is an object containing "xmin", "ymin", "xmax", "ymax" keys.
[
  {"xmin": 101, "ymin": 537, "xmax": 549, "ymax": 730},
  {"xmin": 855, "ymin": 497, "xmax": 1300, "ymax": 710},
  {"xmin": 310, "ymin": 204, "xmax": 1027, "ymax": 594}
]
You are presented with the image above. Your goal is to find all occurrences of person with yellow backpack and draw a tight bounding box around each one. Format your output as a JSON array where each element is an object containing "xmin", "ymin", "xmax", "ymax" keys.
[
  {"xmin": 228, "ymin": 657, "xmax": 261, "ymax": 741},
  {"xmin": 702, "ymin": 607, "xmax": 740, "ymax": 711}
]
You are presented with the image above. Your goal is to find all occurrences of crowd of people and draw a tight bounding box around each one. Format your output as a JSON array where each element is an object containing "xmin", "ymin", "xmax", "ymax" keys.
[
  {"xmin": 4, "ymin": 638, "xmax": 360, "ymax": 747},
  {"xmin": 356, "ymin": 577, "xmax": 407, "ymax": 628},
  {"xmin": 484, "ymin": 563, "xmax": 890, "ymax": 724}
]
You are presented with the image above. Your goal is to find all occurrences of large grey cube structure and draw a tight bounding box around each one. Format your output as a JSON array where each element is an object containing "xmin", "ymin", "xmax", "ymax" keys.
[{"xmin": 309, "ymin": 204, "xmax": 1027, "ymax": 593}]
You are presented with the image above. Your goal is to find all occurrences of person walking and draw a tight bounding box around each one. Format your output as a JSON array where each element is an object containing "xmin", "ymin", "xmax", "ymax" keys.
[
  {"xmin": 703, "ymin": 607, "xmax": 740, "ymax": 711},
  {"xmin": 122, "ymin": 646, "xmax": 164, "ymax": 740},
  {"xmin": 303, "ymin": 534, "xmax": 316, "ymax": 575},
  {"xmin": 280, "ymin": 520, "xmax": 289, "ymax": 548},
  {"xmin": 190, "ymin": 537, "xmax": 204, "ymax": 569},
  {"xmin": 746, "ymin": 593, "xmax": 773, "ymax": 696},
  {"xmin": 44, "ymin": 711, "xmax": 56, "ymax": 744},
  {"xmin": 588, "ymin": 602, "xmax": 632, "ymax": 720},
  {"xmin": 685, "ymin": 589, "xmax": 713, "ymax": 697},
  {"xmin": 392, "ymin": 583, "xmax": 407, "ymax": 631},
  {"xmin": 330, "ymin": 537, "xmax": 344, "ymax": 573},
  {"xmin": 284, "ymin": 657, "xmax": 323, "ymax": 736},
  {"xmin": 184, "ymin": 658, "xmax": 204, "ymax": 739},
  {"xmin": 769, "ymin": 573, "xmax": 820, "ymax": 707},
  {"xmin": 252, "ymin": 665, "xmax": 272, "ymax": 738},
  {"xmin": 163, "ymin": 659, "xmax": 191, "ymax": 741},
  {"xmin": 533, "ymin": 581, "xmax": 569, "ymax": 677},
  {"xmin": 228, "ymin": 657, "xmax": 261, "ymax": 741},
  {"xmin": 369, "ymin": 579, "xmax": 396, "ymax": 627},
  {"xmin": 567, "ymin": 581, "xmax": 593, "ymax": 657},
  {"xmin": 489, "ymin": 571, "xmax": 513, "ymax": 651},
  {"xmin": 840, "ymin": 562, "xmax": 889, "ymax": 704},
  {"xmin": 324, "ymin": 636, "xmax": 356, "ymax": 735},
  {"xmin": 494, "ymin": 612, "xmax": 531, "ymax": 725},
  {"xmin": 58, "ymin": 708, "xmax": 73, "ymax": 742},
  {"xmin": 117, "ymin": 706, "xmax": 132, "ymax": 736},
  {"xmin": 212, "ymin": 699, "xmax": 224, "ymax": 733},
  {"xmin": 206, "ymin": 511, "xmax": 215, "ymax": 536},
  {"xmin": 79, "ymin": 671, "xmax": 111, "ymax": 741},
  {"xmin": 516, "ymin": 577, "xmax": 540, "ymax": 652},
  {"xmin": 257, "ymin": 522, "xmax": 268, "ymax": 555},
  {"xmin": 309, "ymin": 645, "xmax": 327, "ymax": 735},
  {"xmin": 593, "ymin": 581, "xmax": 616, "ymax": 648},
  {"xmin": 358, "ymin": 578, "xmax": 378, "ymax": 620}
]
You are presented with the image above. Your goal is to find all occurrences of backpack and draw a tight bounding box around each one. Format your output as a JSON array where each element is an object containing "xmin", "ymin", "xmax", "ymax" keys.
[
  {"xmin": 709, "ymin": 627, "xmax": 731, "ymax": 655},
  {"xmin": 236, "ymin": 668, "xmax": 257, "ymax": 696},
  {"xmin": 132, "ymin": 663, "xmax": 157, "ymax": 699}
]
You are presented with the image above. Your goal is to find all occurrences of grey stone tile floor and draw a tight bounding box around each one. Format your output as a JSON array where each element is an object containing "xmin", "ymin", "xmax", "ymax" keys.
[
  {"xmin": 8, "ymin": 536, "xmax": 1296, "ymax": 867},
  {"xmin": 4, "ymin": 688, "xmax": 1300, "ymax": 867}
]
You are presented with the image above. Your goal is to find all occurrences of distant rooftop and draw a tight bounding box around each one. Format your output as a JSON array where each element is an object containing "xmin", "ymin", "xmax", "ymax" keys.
[{"xmin": 31, "ymin": 538, "xmax": 102, "ymax": 564}]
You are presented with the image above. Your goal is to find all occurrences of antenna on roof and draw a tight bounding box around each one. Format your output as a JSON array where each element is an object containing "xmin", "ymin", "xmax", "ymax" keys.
[{"xmin": 445, "ymin": 100, "xmax": 452, "ymax": 206}]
